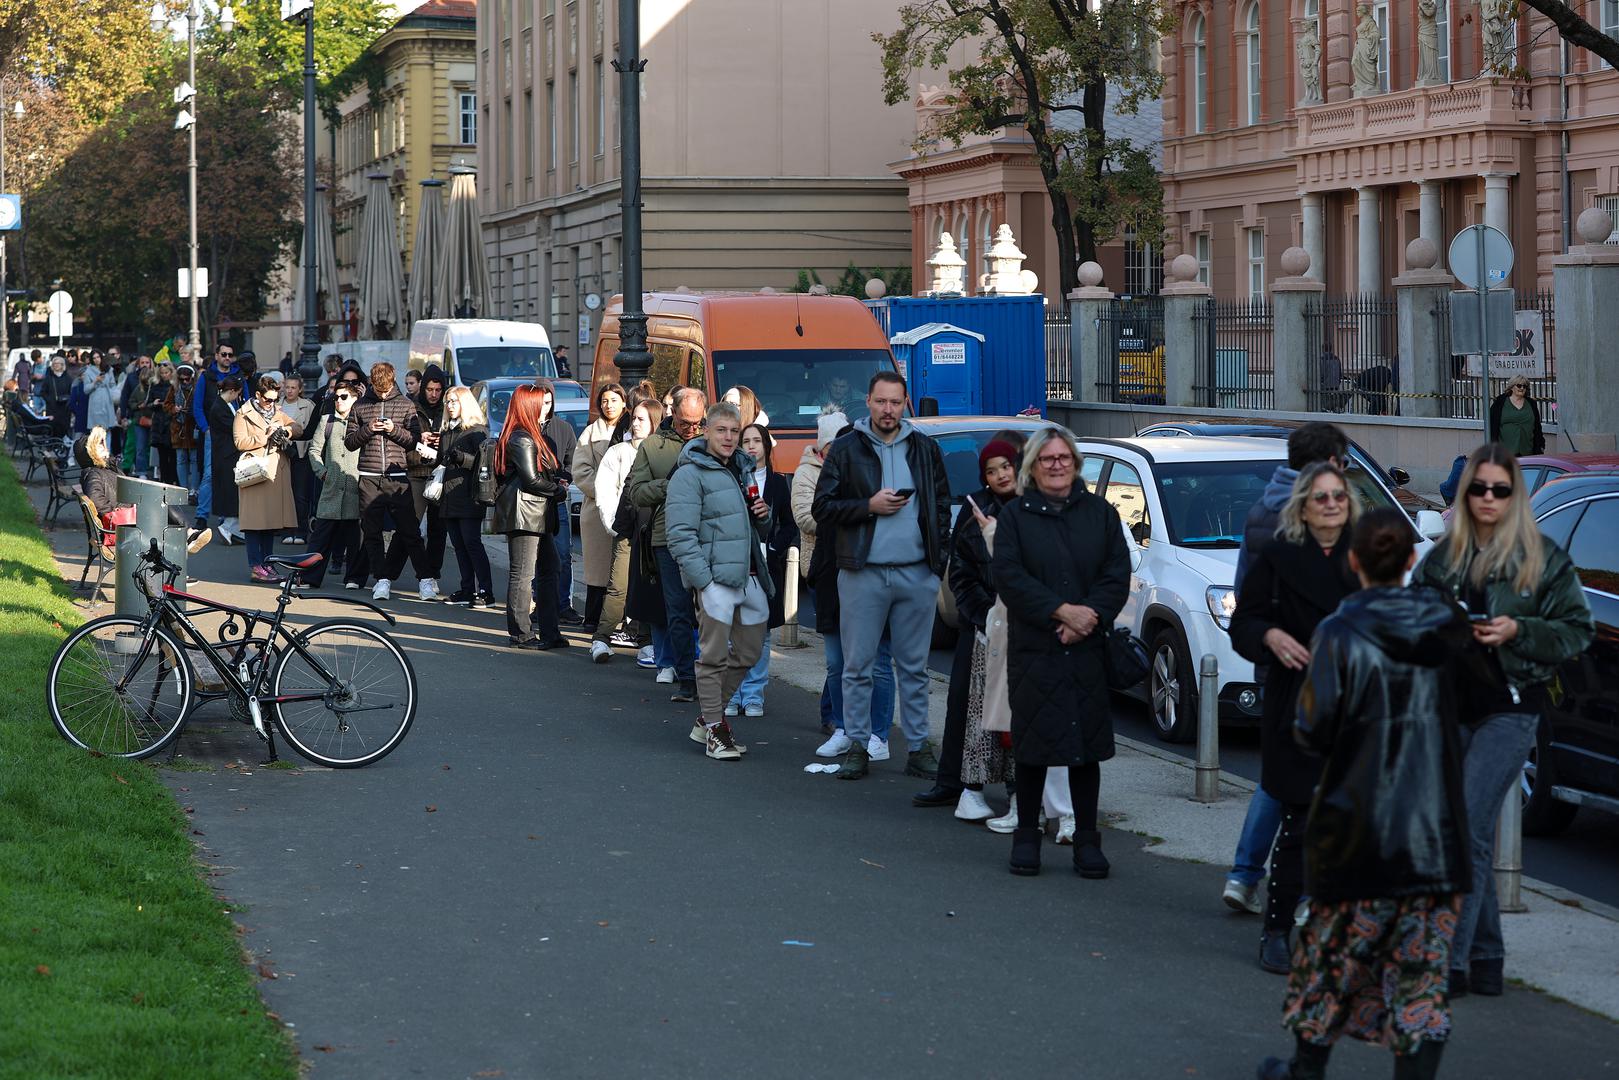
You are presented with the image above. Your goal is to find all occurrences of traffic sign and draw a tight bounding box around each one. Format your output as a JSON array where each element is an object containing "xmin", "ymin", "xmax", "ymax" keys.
[
  {"xmin": 1449, "ymin": 224, "xmax": 1513, "ymax": 291},
  {"xmin": 178, "ymin": 268, "xmax": 209, "ymax": 298},
  {"xmin": 47, "ymin": 289, "xmax": 73, "ymax": 340},
  {"xmin": 0, "ymin": 194, "xmax": 19, "ymax": 231}
]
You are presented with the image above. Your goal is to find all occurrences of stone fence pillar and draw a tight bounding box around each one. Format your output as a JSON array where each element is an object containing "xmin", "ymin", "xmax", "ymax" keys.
[
  {"xmin": 1160, "ymin": 254, "xmax": 1211, "ymax": 408},
  {"xmin": 1067, "ymin": 261, "xmax": 1113, "ymax": 403},
  {"xmin": 1271, "ymin": 247, "xmax": 1325, "ymax": 413},
  {"xmin": 1394, "ymin": 237, "xmax": 1456, "ymax": 420},
  {"xmin": 1553, "ymin": 208, "xmax": 1619, "ymax": 452}
]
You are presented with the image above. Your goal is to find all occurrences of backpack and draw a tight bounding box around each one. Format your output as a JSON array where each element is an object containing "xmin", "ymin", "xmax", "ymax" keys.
[{"xmin": 475, "ymin": 439, "xmax": 500, "ymax": 507}]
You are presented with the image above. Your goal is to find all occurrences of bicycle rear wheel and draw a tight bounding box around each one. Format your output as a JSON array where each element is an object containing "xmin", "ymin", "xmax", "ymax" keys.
[
  {"xmin": 270, "ymin": 619, "xmax": 417, "ymax": 767},
  {"xmin": 48, "ymin": 616, "xmax": 193, "ymax": 758}
]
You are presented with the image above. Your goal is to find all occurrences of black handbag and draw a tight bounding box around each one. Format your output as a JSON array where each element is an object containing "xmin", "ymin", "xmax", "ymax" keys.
[{"xmin": 1103, "ymin": 625, "xmax": 1150, "ymax": 690}]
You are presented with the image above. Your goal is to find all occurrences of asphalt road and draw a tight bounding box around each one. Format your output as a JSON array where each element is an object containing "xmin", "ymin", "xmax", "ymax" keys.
[{"xmin": 87, "ymin": 534, "xmax": 1617, "ymax": 1078}]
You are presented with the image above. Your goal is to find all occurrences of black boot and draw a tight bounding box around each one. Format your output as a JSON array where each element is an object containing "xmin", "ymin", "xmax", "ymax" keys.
[
  {"xmin": 1393, "ymin": 1040, "xmax": 1445, "ymax": 1080},
  {"xmin": 1009, "ymin": 827, "xmax": 1041, "ymax": 876},
  {"xmin": 1256, "ymin": 1036, "xmax": 1331, "ymax": 1080},
  {"xmin": 1073, "ymin": 829, "xmax": 1110, "ymax": 879},
  {"xmin": 1446, "ymin": 968, "xmax": 1468, "ymax": 1000},
  {"xmin": 1259, "ymin": 928, "xmax": 1293, "ymax": 974},
  {"xmin": 1468, "ymin": 957, "xmax": 1504, "ymax": 996}
]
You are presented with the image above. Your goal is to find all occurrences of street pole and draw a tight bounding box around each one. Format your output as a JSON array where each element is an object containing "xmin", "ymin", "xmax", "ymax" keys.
[
  {"xmin": 1, "ymin": 81, "xmax": 10, "ymax": 367},
  {"xmin": 611, "ymin": 0, "xmax": 650, "ymax": 386},
  {"xmin": 297, "ymin": 7, "xmax": 321, "ymax": 382},
  {"xmin": 1476, "ymin": 227, "xmax": 1489, "ymax": 427},
  {"xmin": 187, "ymin": 1, "xmax": 200, "ymax": 354}
]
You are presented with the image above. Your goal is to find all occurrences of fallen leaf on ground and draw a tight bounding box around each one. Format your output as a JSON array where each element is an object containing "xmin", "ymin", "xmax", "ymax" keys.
[
  {"xmin": 113, "ymin": 774, "xmax": 128, "ymax": 785},
  {"xmin": 526, "ymin": 835, "xmax": 538, "ymax": 840},
  {"xmin": 34, "ymin": 965, "xmax": 50, "ymax": 976},
  {"xmin": 183, "ymin": 806, "xmax": 194, "ymax": 813},
  {"xmin": 313, "ymin": 1045, "xmax": 335, "ymax": 1053},
  {"xmin": 596, "ymin": 920, "xmax": 610, "ymax": 927},
  {"xmin": 474, "ymin": 1071, "xmax": 504, "ymax": 1077},
  {"xmin": 257, "ymin": 964, "xmax": 276, "ymax": 979},
  {"xmin": 425, "ymin": 805, "xmax": 437, "ymax": 813}
]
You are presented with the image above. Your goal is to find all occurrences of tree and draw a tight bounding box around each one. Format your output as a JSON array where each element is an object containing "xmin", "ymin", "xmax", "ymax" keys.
[
  {"xmin": 0, "ymin": 0, "xmax": 168, "ymax": 122},
  {"xmin": 1512, "ymin": 1, "xmax": 1619, "ymax": 69},
  {"xmin": 876, "ymin": 0, "xmax": 1172, "ymax": 297},
  {"xmin": 229, "ymin": 0, "xmax": 395, "ymax": 120}
]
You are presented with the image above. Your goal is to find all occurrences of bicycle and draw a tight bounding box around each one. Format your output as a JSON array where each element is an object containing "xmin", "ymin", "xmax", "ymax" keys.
[{"xmin": 46, "ymin": 540, "xmax": 418, "ymax": 768}]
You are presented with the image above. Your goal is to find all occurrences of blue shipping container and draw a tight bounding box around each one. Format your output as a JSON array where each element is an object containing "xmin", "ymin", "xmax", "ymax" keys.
[{"xmin": 863, "ymin": 295, "xmax": 1047, "ymax": 418}]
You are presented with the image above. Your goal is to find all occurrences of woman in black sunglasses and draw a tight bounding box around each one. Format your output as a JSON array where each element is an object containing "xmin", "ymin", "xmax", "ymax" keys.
[{"xmin": 1412, "ymin": 443, "xmax": 1593, "ymax": 1000}]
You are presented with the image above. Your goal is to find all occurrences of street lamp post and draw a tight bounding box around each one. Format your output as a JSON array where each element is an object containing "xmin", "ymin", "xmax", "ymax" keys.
[
  {"xmin": 284, "ymin": 0, "xmax": 321, "ymax": 383},
  {"xmin": 0, "ymin": 83, "xmax": 23, "ymax": 366},
  {"xmin": 611, "ymin": 0, "xmax": 650, "ymax": 387}
]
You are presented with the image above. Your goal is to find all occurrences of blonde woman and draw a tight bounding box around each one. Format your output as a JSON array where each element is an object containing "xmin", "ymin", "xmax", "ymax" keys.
[
  {"xmin": 722, "ymin": 384, "xmax": 769, "ymax": 429},
  {"xmin": 439, "ymin": 386, "xmax": 493, "ymax": 607},
  {"xmin": 233, "ymin": 374, "xmax": 299, "ymax": 583},
  {"xmin": 75, "ymin": 426, "xmax": 210, "ymax": 553},
  {"xmin": 589, "ymin": 396, "xmax": 662, "ymax": 660},
  {"xmin": 1231, "ymin": 462, "xmax": 1362, "ymax": 974},
  {"xmin": 1487, "ymin": 375, "xmax": 1545, "ymax": 457},
  {"xmin": 573, "ymin": 381, "xmax": 628, "ymax": 627},
  {"xmin": 1413, "ymin": 443, "xmax": 1592, "ymax": 997}
]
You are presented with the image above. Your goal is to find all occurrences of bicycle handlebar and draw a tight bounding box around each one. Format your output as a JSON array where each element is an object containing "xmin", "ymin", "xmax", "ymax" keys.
[{"xmin": 140, "ymin": 538, "xmax": 183, "ymax": 579}]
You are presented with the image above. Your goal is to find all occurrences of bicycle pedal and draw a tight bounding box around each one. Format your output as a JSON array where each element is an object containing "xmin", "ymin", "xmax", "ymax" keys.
[{"xmin": 247, "ymin": 697, "xmax": 268, "ymax": 740}]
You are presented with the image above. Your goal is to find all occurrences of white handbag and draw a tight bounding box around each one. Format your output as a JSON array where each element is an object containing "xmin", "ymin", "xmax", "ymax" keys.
[{"xmin": 233, "ymin": 453, "xmax": 275, "ymax": 488}]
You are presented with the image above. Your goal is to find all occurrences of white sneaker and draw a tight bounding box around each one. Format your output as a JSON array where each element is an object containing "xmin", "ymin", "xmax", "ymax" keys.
[
  {"xmin": 655, "ymin": 667, "xmax": 676, "ymax": 684},
  {"xmin": 372, "ymin": 579, "xmax": 391, "ymax": 600},
  {"xmin": 637, "ymin": 646, "xmax": 656, "ymax": 668},
  {"xmin": 723, "ymin": 703, "xmax": 739, "ymax": 717},
  {"xmin": 815, "ymin": 730, "xmax": 852, "ymax": 758},
  {"xmin": 590, "ymin": 640, "xmax": 611, "ymax": 664},
  {"xmin": 1223, "ymin": 879, "xmax": 1264, "ymax": 915},
  {"xmin": 418, "ymin": 578, "xmax": 440, "ymax": 602},
  {"xmin": 1055, "ymin": 814, "xmax": 1076, "ymax": 844},
  {"xmin": 866, "ymin": 735, "xmax": 890, "ymax": 762},
  {"xmin": 987, "ymin": 806, "xmax": 1042, "ymax": 834},
  {"xmin": 954, "ymin": 789, "xmax": 995, "ymax": 822},
  {"xmin": 744, "ymin": 703, "xmax": 764, "ymax": 718},
  {"xmin": 344, "ymin": 582, "xmax": 361, "ymax": 590}
]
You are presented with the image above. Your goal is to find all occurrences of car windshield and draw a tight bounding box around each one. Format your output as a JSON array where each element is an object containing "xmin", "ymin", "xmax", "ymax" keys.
[
  {"xmin": 455, "ymin": 347, "xmax": 557, "ymax": 385},
  {"xmin": 485, "ymin": 388, "xmax": 591, "ymax": 442},
  {"xmin": 1156, "ymin": 457, "xmax": 1402, "ymax": 546},
  {"xmin": 552, "ymin": 381, "xmax": 587, "ymax": 400},
  {"xmin": 712, "ymin": 349, "xmax": 899, "ymax": 428}
]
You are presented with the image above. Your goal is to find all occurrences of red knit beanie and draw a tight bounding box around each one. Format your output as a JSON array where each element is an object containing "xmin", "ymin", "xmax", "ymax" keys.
[{"xmin": 979, "ymin": 438, "xmax": 1020, "ymax": 482}]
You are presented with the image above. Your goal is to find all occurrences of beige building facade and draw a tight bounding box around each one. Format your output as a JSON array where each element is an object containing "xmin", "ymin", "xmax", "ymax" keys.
[
  {"xmin": 1160, "ymin": 0, "xmax": 1619, "ymax": 299},
  {"xmin": 476, "ymin": 0, "xmax": 914, "ymax": 368}
]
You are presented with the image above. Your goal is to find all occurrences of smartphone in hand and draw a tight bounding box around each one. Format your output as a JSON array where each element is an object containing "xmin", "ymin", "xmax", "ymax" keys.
[{"xmin": 893, "ymin": 487, "xmax": 916, "ymax": 499}]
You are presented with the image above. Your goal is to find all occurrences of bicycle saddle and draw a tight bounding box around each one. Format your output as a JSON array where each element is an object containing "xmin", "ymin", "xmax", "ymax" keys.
[{"xmin": 263, "ymin": 552, "xmax": 325, "ymax": 570}]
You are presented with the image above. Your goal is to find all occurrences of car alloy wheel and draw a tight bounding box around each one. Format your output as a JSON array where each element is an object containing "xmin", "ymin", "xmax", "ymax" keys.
[{"xmin": 1148, "ymin": 627, "xmax": 1198, "ymax": 743}]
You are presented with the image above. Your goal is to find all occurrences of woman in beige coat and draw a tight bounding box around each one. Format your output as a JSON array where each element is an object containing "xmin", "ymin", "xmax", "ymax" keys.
[
  {"xmin": 233, "ymin": 374, "xmax": 300, "ymax": 584},
  {"xmin": 572, "ymin": 381, "xmax": 628, "ymax": 627}
]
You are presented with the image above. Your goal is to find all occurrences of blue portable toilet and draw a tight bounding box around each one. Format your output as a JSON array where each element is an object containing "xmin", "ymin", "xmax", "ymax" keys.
[{"xmin": 888, "ymin": 322, "xmax": 986, "ymax": 416}]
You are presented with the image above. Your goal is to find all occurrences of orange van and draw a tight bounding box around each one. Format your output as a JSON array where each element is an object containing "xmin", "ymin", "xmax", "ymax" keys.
[{"xmin": 590, "ymin": 291, "xmax": 901, "ymax": 471}]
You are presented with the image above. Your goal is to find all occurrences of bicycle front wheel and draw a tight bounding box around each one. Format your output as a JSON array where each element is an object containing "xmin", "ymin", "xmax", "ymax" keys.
[
  {"xmin": 48, "ymin": 616, "xmax": 193, "ymax": 758},
  {"xmin": 270, "ymin": 619, "xmax": 417, "ymax": 767}
]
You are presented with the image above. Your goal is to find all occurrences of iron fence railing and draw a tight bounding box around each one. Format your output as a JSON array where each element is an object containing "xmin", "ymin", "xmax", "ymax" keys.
[
  {"xmin": 1305, "ymin": 294, "xmax": 1400, "ymax": 415},
  {"xmin": 1193, "ymin": 298, "xmax": 1275, "ymax": 410},
  {"xmin": 1095, "ymin": 297, "xmax": 1166, "ymax": 404},
  {"xmin": 1433, "ymin": 289, "xmax": 1557, "ymax": 424},
  {"xmin": 1045, "ymin": 310, "xmax": 1073, "ymax": 399}
]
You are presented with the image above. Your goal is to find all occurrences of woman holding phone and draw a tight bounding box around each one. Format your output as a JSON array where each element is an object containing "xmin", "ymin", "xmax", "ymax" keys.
[{"xmin": 723, "ymin": 423, "xmax": 797, "ymax": 717}]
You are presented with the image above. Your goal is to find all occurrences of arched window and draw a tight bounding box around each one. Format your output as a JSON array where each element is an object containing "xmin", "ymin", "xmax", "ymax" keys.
[
  {"xmin": 1191, "ymin": 14, "xmax": 1208, "ymax": 134},
  {"xmin": 1435, "ymin": 0, "xmax": 1451, "ymax": 81},
  {"xmin": 954, "ymin": 213, "xmax": 971, "ymax": 291},
  {"xmin": 1245, "ymin": 3, "xmax": 1262, "ymax": 125}
]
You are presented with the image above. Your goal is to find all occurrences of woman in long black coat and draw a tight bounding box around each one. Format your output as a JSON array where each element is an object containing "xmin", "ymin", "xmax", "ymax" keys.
[
  {"xmin": 992, "ymin": 427, "xmax": 1129, "ymax": 880},
  {"xmin": 439, "ymin": 386, "xmax": 493, "ymax": 606},
  {"xmin": 208, "ymin": 376, "xmax": 244, "ymax": 531},
  {"xmin": 1230, "ymin": 461, "xmax": 1361, "ymax": 977}
]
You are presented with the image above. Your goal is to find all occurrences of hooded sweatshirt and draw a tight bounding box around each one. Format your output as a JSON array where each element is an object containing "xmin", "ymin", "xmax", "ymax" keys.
[
  {"xmin": 856, "ymin": 416, "xmax": 925, "ymax": 567},
  {"xmin": 1234, "ymin": 464, "xmax": 1298, "ymax": 591}
]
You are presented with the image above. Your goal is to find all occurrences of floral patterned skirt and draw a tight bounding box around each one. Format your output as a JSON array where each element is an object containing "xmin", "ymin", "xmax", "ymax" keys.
[
  {"xmin": 962, "ymin": 635, "xmax": 1014, "ymax": 786},
  {"xmin": 1283, "ymin": 893, "xmax": 1460, "ymax": 1056}
]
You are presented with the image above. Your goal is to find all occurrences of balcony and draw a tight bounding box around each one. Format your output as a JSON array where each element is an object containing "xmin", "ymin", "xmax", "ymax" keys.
[{"xmin": 1296, "ymin": 80, "xmax": 1535, "ymax": 148}]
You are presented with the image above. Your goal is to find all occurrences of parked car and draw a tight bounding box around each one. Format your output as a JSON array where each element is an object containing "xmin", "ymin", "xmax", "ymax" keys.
[
  {"xmin": 472, "ymin": 377, "xmax": 588, "ymax": 529},
  {"xmin": 1072, "ymin": 435, "xmax": 1432, "ymax": 742},
  {"xmin": 551, "ymin": 379, "xmax": 588, "ymax": 401},
  {"xmin": 1521, "ymin": 471, "xmax": 1619, "ymax": 835},
  {"xmin": 409, "ymin": 319, "xmax": 559, "ymax": 388},
  {"xmin": 1135, "ymin": 419, "xmax": 1448, "ymax": 518},
  {"xmin": 1515, "ymin": 453, "xmax": 1619, "ymax": 497}
]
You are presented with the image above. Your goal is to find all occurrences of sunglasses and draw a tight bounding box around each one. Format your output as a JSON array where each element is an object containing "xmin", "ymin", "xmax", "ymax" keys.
[
  {"xmin": 219, "ymin": 352, "xmax": 235, "ymax": 359},
  {"xmin": 1310, "ymin": 489, "xmax": 1351, "ymax": 505},
  {"xmin": 1467, "ymin": 481, "xmax": 1514, "ymax": 500}
]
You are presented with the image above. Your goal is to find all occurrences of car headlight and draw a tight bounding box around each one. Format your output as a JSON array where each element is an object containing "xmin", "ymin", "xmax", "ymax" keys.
[{"xmin": 1206, "ymin": 586, "xmax": 1236, "ymax": 631}]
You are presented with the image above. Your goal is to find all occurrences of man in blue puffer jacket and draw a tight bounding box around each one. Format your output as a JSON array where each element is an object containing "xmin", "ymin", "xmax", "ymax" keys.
[{"xmin": 664, "ymin": 400, "xmax": 774, "ymax": 763}]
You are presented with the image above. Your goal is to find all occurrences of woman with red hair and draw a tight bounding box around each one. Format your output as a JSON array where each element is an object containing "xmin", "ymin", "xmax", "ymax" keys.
[{"xmin": 491, "ymin": 383, "xmax": 567, "ymax": 649}]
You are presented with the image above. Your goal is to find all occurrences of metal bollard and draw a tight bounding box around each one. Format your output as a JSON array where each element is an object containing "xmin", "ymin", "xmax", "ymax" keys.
[
  {"xmin": 1494, "ymin": 784, "xmax": 1527, "ymax": 913},
  {"xmin": 779, "ymin": 546, "xmax": 804, "ymax": 648},
  {"xmin": 1194, "ymin": 654, "xmax": 1221, "ymax": 803}
]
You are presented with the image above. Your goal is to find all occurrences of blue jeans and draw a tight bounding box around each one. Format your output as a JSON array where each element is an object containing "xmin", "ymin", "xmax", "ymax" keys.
[
  {"xmin": 554, "ymin": 506, "xmax": 574, "ymax": 612},
  {"xmin": 1229, "ymin": 787, "xmax": 1283, "ymax": 886},
  {"xmin": 197, "ymin": 437, "xmax": 213, "ymax": 520},
  {"xmin": 729, "ymin": 647, "xmax": 770, "ymax": 710},
  {"xmin": 652, "ymin": 625, "xmax": 669, "ymax": 669},
  {"xmin": 244, "ymin": 529, "xmax": 277, "ymax": 570},
  {"xmin": 133, "ymin": 425, "xmax": 151, "ymax": 476},
  {"xmin": 176, "ymin": 448, "xmax": 201, "ymax": 494},
  {"xmin": 654, "ymin": 546, "xmax": 697, "ymax": 682},
  {"xmin": 822, "ymin": 629, "xmax": 894, "ymax": 742},
  {"xmin": 1453, "ymin": 711, "xmax": 1540, "ymax": 971}
]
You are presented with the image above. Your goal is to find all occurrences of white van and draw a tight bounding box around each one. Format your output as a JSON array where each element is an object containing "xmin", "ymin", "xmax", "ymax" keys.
[
  {"xmin": 406, "ymin": 319, "xmax": 558, "ymax": 388},
  {"xmin": 317, "ymin": 340, "xmax": 411, "ymax": 376}
]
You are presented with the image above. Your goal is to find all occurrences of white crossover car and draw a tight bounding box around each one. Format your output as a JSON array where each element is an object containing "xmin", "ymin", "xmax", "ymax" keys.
[{"xmin": 1072, "ymin": 435, "xmax": 1441, "ymax": 743}]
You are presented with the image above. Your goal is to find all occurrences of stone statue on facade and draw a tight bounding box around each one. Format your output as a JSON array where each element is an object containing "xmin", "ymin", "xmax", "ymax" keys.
[
  {"xmin": 1481, "ymin": 0, "xmax": 1513, "ymax": 71},
  {"xmin": 927, "ymin": 232, "xmax": 966, "ymax": 295},
  {"xmin": 1297, "ymin": 19, "xmax": 1323, "ymax": 105},
  {"xmin": 1416, "ymin": 0, "xmax": 1442, "ymax": 85},
  {"xmin": 1352, "ymin": 4, "xmax": 1381, "ymax": 97}
]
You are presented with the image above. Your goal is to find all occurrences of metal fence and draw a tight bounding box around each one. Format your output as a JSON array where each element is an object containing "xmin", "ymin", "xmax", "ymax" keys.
[
  {"xmin": 1192, "ymin": 298, "xmax": 1275, "ymax": 410},
  {"xmin": 1305, "ymin": 294, "xmax": 1400, "ymax": 415},
  {"xmin": 1045, "ymin": 309, "xmax": 1072, "ymax": 399},
  {"xmin": 1432, "ymin": 289, "xmax": 1557, "ymax": 423},
  {"xmin": 1095, "ymin": 297, "xmax": 1166, "ymax": 404}
]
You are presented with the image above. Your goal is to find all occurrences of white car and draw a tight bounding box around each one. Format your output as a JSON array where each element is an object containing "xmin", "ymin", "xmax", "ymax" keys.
[{"xmin": 1072, "ymin": 435, "xmax": 1442, "ymax": 743}]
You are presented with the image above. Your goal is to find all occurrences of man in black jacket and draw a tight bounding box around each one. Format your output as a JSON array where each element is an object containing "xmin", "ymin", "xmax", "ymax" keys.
[
  {"xmin": 344, "ymin": 361, "xmax": 424, "ymax": 601},
  {"xmin": 812, "ymin": 371, "xmax": 950, "ymax": 781}
]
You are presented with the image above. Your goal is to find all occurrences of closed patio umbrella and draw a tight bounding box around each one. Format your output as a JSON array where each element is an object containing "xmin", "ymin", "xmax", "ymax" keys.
[
  {"xmin": 356, "ymin": 173, "xmax": 406, "ymax": 339},
  {"xmin": 294, "ymin": 184, "xmax": 342, "ymax": 340},
  {"xmin": 407, "ymin": 178, "xmax": 445, "ymax": 323},
  {"xmin": 435, "ymin": 166, "xmax": 493, "ymax": 320}
]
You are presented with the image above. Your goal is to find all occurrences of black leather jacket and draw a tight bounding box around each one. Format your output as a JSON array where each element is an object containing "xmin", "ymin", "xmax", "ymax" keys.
[
  {"xmin": 1295, "ymin": 586, "xmax": 1480, "ymax": 903},
  {"xmin": 810, "ymin": 421, "xmax": 951, "ymax": 577},
  {"xmin": 491, "ymin": 428, "xmax": 562, "ymax": 536}
]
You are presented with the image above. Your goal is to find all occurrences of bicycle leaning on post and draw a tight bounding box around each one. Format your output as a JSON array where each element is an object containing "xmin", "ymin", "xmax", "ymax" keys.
[{"xmin": 46, "ymin": 540, "xmax": 418, "ymax": 768}]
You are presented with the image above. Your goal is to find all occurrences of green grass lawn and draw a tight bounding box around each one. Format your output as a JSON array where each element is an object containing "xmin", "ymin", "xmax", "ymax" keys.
[{"xmin": 0, "ymin": 459, "xmax": 297, "ymax": 1079}]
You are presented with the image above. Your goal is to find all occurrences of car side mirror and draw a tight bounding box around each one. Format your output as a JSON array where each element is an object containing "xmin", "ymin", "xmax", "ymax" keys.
[
  {"xmin": 1390, "ymin": 466, "xmax": 1411, "ymax": 487},
  {"xmin": 1415, "ymin": 509, "xmax": 1445, "ymax": 540}
]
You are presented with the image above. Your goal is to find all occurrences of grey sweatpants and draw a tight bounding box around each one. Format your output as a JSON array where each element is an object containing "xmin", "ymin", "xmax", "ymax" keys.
[{"xmin": 838, "ymin": 561, "xmax": 937, "ymax": 751}]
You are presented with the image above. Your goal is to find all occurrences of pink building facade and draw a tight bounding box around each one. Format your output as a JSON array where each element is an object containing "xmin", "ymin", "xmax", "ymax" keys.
[{"xmin": 1160, "ymin": 0, "xmax": 1619, "ymax": 297}]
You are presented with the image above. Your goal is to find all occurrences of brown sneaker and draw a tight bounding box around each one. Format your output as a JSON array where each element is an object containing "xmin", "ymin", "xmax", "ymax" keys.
[
  {"xmin": 692, "ymin": 717, "xmax": 747, "ymax": 754},
  {"xmin": 705, "ymin": 720, "xmax": 742, "ymax": 761}
]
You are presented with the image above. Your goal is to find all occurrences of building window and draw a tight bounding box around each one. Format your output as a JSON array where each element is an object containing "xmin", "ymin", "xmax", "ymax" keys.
[
  {"xmin": 1191, "ymin": 14, "xmax": 1208, "ymax": 134},
  {"xmin": 1123, "ymin": 230, "xmax": 1163, "ymax": 295},
  {"xmin": 1597, "ymin": 195, "xmax": 1619, "ymax": 243},
  {"xmin": 546, "ymin": 80, "xmax": 556, "ymax": 171},
  {"xmin": 1604, "ymin": 1, "xmax": 1619, "ymax": 68},
  {"xmin": 594, "ymin": 58, "xmax": 605, "ymax": 156},
  {"xmin": 1195, "ymin": 232, "xmax": 1211, "ymax": 286},
  {"xmin": 1375, "ymin": 1, "xmax": 1390, "ymax": 91},
  {"xmin": 522, "ymin": 91, "xmax": 533, "ymax": 184},
  {"xmin": 569, "ymin": 70, "xmax": 579, "ymax": 164},
  {"xmin": 1435, "ymin": 0, "xmax": 1450, "ymax": 82},
  {"xmin": 458, "ymin": 91, "xmax": 477, "ymax": 145},
  {"xmin": 1247, "ymin": 228, "xmax": 1265, "ymax": 296},
  {"xmin": 1245, "ymin": 3, "xmax": 1261, "ymax": 125}
]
